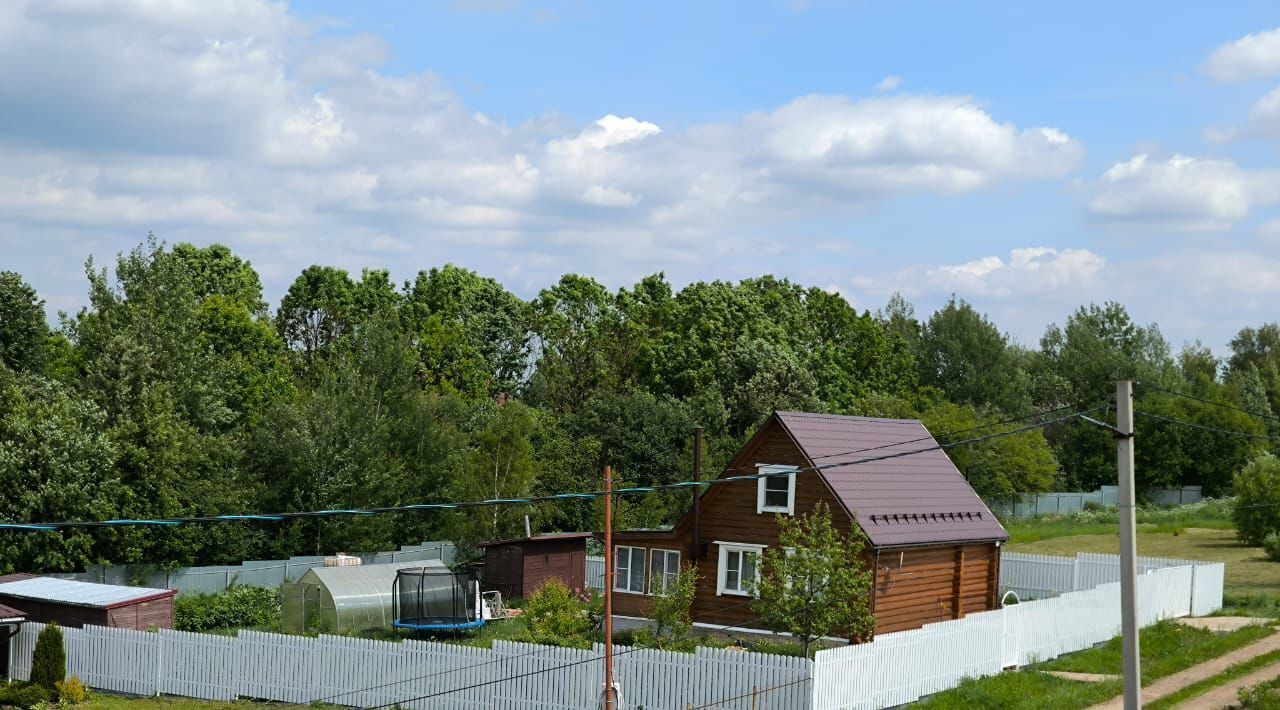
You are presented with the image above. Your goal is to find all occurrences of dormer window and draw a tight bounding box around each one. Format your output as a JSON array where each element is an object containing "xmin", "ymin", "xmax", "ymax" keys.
[{"xmin": 756, "ymin": 464, "xmax": 797, "ymax": 515}]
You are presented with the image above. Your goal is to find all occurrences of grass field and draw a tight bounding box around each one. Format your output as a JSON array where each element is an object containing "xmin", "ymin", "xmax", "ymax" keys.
[
  {"xmin": 1007, "ymin": 527, "xmax": 1280, "ymax": 602},
  {"xmin": 916, "ymin": 621, "xmax": 1275, "ymax": 708}
]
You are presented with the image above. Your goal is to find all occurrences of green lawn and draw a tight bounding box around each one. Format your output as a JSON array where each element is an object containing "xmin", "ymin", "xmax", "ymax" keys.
[
  {"xmin": 916, "ymin": 621, "xmax": 1275, "ymax": 708},
  {"xmin": 1007, "ymin": 527, "xmax": 1280, "ymax": 603}
]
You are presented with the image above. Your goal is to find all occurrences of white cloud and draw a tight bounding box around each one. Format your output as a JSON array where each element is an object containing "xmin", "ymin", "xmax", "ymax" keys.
[
  {"xmin": 0, "ymin": 0, "xmax": 1087, "ymax": 319},
  {"xmin": 874, "ymin": 75, "xmax": 901, "ymax": 92},
  {"xmin": 925, "ymin": 247, "xmax": 1106, "ymax": 298},
  {"xmin": 1087, "ymin": 154, "xmax": 1280, "ymax": 230},
  {"xmin": 1201, "ymin": 28, "xmax": 1280, "ymax": 82},
  {"xmin": 852, "ymin": 247, "xmax": 1105, "ymax": 303}
]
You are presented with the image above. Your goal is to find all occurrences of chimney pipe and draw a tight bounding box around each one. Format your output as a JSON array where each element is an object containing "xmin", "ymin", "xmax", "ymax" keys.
[{"xmin": 692, "ymin": 426, "xmax": 703, "ymax": 561}]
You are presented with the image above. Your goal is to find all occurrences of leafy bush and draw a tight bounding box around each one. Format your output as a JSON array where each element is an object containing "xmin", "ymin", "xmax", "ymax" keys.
[
  {"xmin": 638, "ymin": 565, "xmax": 697, "ymax": 650},
  {"xmin": 175, "ymin": 586, "xmax": 281, "ymax": 632},
  {"xmin": 55, "ymin": 675, "xmax": 87, "ymax": 705},
  {"xmin": 1240, "ymin": 675, "xmax": 1280, "ymax": 709},
  {"xmin": 1265, "ymin": 533, "xmax": 1280, "ymax": 563},
  {"xmin": 1234, "ymin": 454, "xmax": 1280, "ymax": 546},
  {"xmin": 0, "ymin": 682, "xmax": 54, "ymax": 709},
  {"xmin": 522, "ymin": 578, "xmax": 591, "ymax": 648},
  {"xmin": 29, "ymin": 623, "xmax": 65, "ymax": 691}
]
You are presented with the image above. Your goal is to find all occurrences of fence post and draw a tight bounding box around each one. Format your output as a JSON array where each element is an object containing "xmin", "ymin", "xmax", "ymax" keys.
[
  {"xmin": 1189, "ymin": 565, "xmax": 1197, "ymax": 617},
  {"xmin": 1072, "ymin": 557, "xmax": 1080, "ymax": 591}
]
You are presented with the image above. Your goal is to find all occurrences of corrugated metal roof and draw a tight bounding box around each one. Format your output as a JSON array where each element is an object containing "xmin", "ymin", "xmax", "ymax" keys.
[
  {"xmin": 774, "ymin": 411, "xmax": 1008, "ymax": 548},
  {"xmin": 478, "ymin": 532, "xmax": 593, "ymax": 547},
  {"xmin": 0, "ymin": 577, "xmax": 175, "ymax": 609},
  {"xmin": 0, "ymin": 602, "xmax": 25, "ymax": 621}
]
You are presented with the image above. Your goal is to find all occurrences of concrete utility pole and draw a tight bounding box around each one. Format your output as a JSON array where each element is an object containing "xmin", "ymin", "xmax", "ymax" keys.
[{"xmin": 1116, "ymin": 380, "xmax": 1141, "ymax": 709}]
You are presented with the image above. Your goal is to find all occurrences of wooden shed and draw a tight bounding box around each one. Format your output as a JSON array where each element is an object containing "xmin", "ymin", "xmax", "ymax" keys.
[
  {"xmin": 609, "ymin": 411, "xmax": 1008, "ymax": 637},
  {"xmin": 0, "ymin": 574, "xmax": 175, "ymax": 630},
  {"xmin": 480, "ymin": 533, "xmax": 591, "ymax": 600},
  {"xmin": 0, "ymin": 602, "xmax": 25, "ymax": 679}
]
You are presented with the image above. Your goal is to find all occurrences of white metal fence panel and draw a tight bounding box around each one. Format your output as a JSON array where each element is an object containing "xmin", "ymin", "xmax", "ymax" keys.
[
  {"xmin": 10, "ymin": 623, "xmax": 162, "ymax": 696},
  {"xmin": 157, "ymin": 629, "xmax": 236, "ymax": 700},
  {"xmin": 585, "ymin": 555, "xmax": 605, "ymax": 591},
  {"xmin": 811, "ymin": 557, "xmax": 1213, "ymax": 710},
  {"xmin": 998, "ymin": 552, "xmax": 1076, "ymax": 598},
  {"xmin": 1192, "ymin": 562, "xmax": 1225, "ymax": 616},
  {"xmin": 1000, "ymin": 551, "xmax": 1220, "ymax": 600},
  {"xmin": 7, "ymin": 621, "xmax": 808, "ymax": 710}
]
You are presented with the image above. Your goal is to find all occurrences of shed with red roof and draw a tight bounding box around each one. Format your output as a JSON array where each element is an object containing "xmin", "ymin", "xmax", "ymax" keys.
[{"xmin": 610, "ymin": 411, "xmax": 1008, "ymax": 636}]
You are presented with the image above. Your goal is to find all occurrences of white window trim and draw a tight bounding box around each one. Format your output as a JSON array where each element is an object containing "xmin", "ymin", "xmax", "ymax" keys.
[
  {"xmin": 715, "ymin": 542, "xmax": 766, "ymax": 597},
  {"xmin": 648, "ymin": 549, "xmax": 681, "ymax": 595},
  {"xmin": 756, "ymin": 464, "xmax": 797, "ymax": 515},
  {"xmin": 614, "ymin": 545, "xmax": 646, "ymax": 594}
]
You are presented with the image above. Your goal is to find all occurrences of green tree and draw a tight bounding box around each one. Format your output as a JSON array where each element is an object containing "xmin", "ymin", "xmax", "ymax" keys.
[
  {"xmin": 755, "ymin": 502, "xmax": 874, "ymax": 656},
  {"xmin": 30, "ymin": 622, "xmax": 66, "ymax": 691},
  {"xmin": 65, "ymin": 239, "xmax": 260, "ymax": 565},
  {"xmin": 918, "ymin": 296, "xmax": 1030, "ymax": 415},
  {"xmin": 920, "ymin": 401, "xmax": 1057, "ymax": 502},
  {"xmin": 1228, "ymin": 323, "xmax": 1280, "ymax": 415},
  {"xmin": 276, "ymin": 266, "xmax": 356, "ymax": 362},
  {"xmin": 168, "ymin": 242, "xmax": 267, "ymax": 314},
  {"xmin": 640, "ymin": 564, "xmax": 698, "ymax": 650},
  {"xmin": 447, "ymin": 399, "xmax": 539, "ymax": 549},
  {"xmin": 0, "ymin": 366, "xmax": 122, "ymax": 572},
  {"xmin": 0, "ymin": 271, "xmax": 49, "ymax": 373},
  {"xmin": 253, "ymin": 311, "xmax": 451, "ymax": 556},
  {"xmin": 528, "ymin": 274, "xmax": 617, "ymax": 414},
  {"xmin": 1233, "ymin": 453, "xmax": 1280, "ymax": 546},
  {"xmin": 406, "ymin": 264, "xmax": 530, "ymax": 396}
]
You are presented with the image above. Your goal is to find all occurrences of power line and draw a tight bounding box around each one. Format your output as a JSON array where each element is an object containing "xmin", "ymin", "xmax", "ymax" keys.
[
  {"xmin": 365, "ymin": 601, "xmax": 778, "ymax": 709},
  {"xmin": 301, "ymin": 596, "xmax": 760, "ymax": 706},
  {"xmin": 793, "ymin": 401, "xmax": 1104, "ymax": 467},
  {"xmin": 689, "ymin": 676, "xmax": 812, "ymax": 709},
  {"xmin": 0, "ymin": 406, "xmax": 1108, "ymax": 533},
  {"xmin": 1136, "ymin": 382, "xmax": 1280, "ymax": 426},
  {"xmin": 1134, "ymin": 410, "xmax": 1280, "ymax": 444}
]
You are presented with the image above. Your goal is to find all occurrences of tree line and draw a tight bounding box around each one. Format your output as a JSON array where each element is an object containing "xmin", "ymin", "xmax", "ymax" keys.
[{"xmin": 0, "ymin": 238, "xmax": 1274, "ymax": 572}]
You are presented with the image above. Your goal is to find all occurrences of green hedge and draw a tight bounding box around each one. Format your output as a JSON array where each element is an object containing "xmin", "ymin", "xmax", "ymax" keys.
[{"xmin": 174, "ymin": 586, "xmax": 280, "ymax": 632}]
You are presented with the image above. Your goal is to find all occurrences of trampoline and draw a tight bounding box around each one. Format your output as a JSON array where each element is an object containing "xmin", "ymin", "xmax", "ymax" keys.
[{"xmin": 391, "ymin": 565, "xmax": 485, "ymax": 631}]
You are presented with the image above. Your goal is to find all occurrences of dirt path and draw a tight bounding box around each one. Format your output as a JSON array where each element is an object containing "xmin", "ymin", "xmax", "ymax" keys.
[
  {"xmin": 1089, "ymin": 632, "xmax": 1280, "ymax": 709},
  {"xmin": 1179, "ymin": 660, "xmax": 1280, "ymax": 709}
]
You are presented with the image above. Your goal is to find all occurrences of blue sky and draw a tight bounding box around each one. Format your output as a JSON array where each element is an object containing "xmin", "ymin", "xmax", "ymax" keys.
[{"xmin": 2, "ymin": 1, "xmax": 1280, "ymax": 351}]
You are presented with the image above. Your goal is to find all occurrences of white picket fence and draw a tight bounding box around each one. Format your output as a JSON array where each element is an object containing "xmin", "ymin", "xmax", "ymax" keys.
[
  {"xmin": 811, "ymin": 560, "xmax": 1222, "ymax": 709},
  {"xmin": 999, "ymin": 551, "xmax": 1225, "ymax": 615},
  {"xmin": 7, "ymin": 552, "xmax": 1223, "ymax": 710},
  {"xmin": 8, "ymin": 622, "xmax": 809, "ymax": 709}
]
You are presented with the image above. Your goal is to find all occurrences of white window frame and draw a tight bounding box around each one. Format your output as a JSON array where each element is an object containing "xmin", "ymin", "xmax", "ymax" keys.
[
  {"xmin": 715, "ymin": 542, "xmax": 766, "ymax": 597},
  {"xmin": 756, "ymin": 464, "xmax": 797, "ymax": 515},
  {"xmin": 649, "ymin": 549, "xmax": 681, "ymax": 595},
  {"xmin": 614, "ymin": 545, "xmax": 646, "ymax": 594}
]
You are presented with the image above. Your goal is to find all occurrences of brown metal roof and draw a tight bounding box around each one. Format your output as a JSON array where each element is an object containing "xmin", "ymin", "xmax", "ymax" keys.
[
  {"xmin": 0, "ymin": 602, "xmax": 25, "ymax": 621},
  {"xmin": 774, "ymin": 411, "xmax": 1008, "ymax": 548},
  {"xmin": 478, "ymin": 532, "xmax": 593, "ymax": 547}
]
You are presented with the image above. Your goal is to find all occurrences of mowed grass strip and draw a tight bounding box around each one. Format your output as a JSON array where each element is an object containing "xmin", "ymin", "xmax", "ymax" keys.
[
  {"xmin": 1147, "ymin": 646, "xmax": 1280, "ymax": 709},
  {"xmin": 916, "ymin": 621, "xmax": 1274, "ymax": 708}
]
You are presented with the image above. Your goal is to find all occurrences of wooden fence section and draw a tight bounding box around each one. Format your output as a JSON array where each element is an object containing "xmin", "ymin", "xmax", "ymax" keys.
[
  {"xmin": 8, "ymin": 624, "xmax": 809, "ymax": 709},
  {"xmin": 811, "ymin": 563, "xmax": 1218, "ymax": 709}
]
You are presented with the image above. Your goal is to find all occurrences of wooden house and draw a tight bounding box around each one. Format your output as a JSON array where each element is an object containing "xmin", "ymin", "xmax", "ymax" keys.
[
  {"xmin": 0, "ymin": 574, "xmax": 175, "ymax": 631},
  {"xmin": 609, "ymin": 411, "xmax": 1008, "ymax": 637},
  {"xmin": 480, "ymin": 533, "xmax": 591, "ymax": 599}
]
